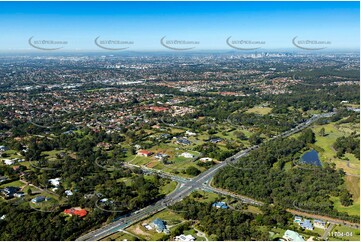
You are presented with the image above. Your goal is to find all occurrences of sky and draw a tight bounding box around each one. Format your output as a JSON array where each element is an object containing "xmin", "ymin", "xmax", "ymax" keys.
[{"xmin": 0, "ymin": 1, "xmax": 359, "ymax": 52}]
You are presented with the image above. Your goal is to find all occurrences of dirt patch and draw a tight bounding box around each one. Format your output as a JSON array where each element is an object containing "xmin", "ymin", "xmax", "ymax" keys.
[
  {"xmin": 146, "ymin": 161, "xmax": 158, "ymax": 168},
  {"xmin": 129, "ymin": 225, "xmax": 150, "ymax": 238}
]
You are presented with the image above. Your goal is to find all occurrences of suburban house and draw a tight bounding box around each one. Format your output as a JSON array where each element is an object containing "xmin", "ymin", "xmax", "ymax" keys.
[
  {"xmin": 212, "ymin": 201, "xmax": 228, "ymax": 209},
  {"xmin": 65, "ymin": 190, "xmax": 73, "ymax": 196},
  {"xmin": 31, "ymin": 196, "xmax": 46, "ymax": 204},
  {"xmin": 0, "ymin": 146, "xmax": 8, "ymax": 152},
  {"xmin": 48, "ymin": 178, "xmax": 61, "ymax": 187},
  {"xmin": 185, "ymin": 130, "xmax": 197, "ymax": 136},
  {"xmin": 176, "ymin": 137, "xmax": 191, "ymax": 145},
  {"xmin": 154, "ymin": 153, "xmax": 169, "ymax": 160},
  {"xmin": 64, "ymin": 208, "xmax": 87, "ymax": 218},
  {"xmin": 180, "ymin": 152, "xmax": 194, "ymax": 159},
  {"xmin": 300, "ymin": 219, "xmax": 313, "ymax": 230},
  {"xmin": 99, "ymin": 198, "xmax": 109, "ymax": 203},
  {"xmin": 1, "ymin": 186, "xmax": 20, "ymax": 199},
  {"xmin": 159, "ymin": 133, "xmax": 171, "ymax": 139},
  {"xmin": 313, "ymin": 219, "xmax": 326, "ymax": 229},
  {"xmin": 137, "ymin": 150, "xmax": 153, "ymax": 157},
  {"xmin": 200, "ymin": 157, "xmax": 213, "ymax": 162},
  {"xmin": 210, "ymin": 138, "xmax": 222, "ymax": 143},
  {"xmin": 2, "ymin": 158, "xmax": 24, "ymax": 166},
  {"xmin": 3, "ymin": 159, "xmax": 14, "ymax": 165},
  {"xmin": 283, "ymin": 230, "xmax": 305, "ymax": 241},
  {"xmin": 151, "ymin": 218, "xmax": 169, "ymax": 233},
  {"xmin": 175, "ymin": 234, "xmax": 195, "ymax": 241}
]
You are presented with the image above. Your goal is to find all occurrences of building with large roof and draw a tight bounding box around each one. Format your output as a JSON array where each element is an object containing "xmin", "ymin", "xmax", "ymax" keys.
[
  {"xmin": 300, "ymin": 219, "xmax": 313, "ymax": 230},
  {"xmin": 283, "ymin": 230, "xmax": 305, "ymax": 241},
  {"xmin": 151, "ymin": 218, "xmax": 169, "ymax": 233}
]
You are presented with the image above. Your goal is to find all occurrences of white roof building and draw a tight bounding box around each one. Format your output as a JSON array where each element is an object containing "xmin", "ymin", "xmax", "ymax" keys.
[
  {"xmin": 3, "ymin": 159, "xmax": 14, "ymax": 165},
  {"xmin": 175, "ymin": 234, "xmax": 195, "ymax": 241},
  {"xmin": 48, "ymin": 178, "xmax": 61, "ymax": 187},
  {"xmin": 180, "ymin": 152, "xmax": 194, "ymax": 158},
  {"xmin": 65, "ymin": 190, "xmax": 74, "ymax": 196},
  {"xmin": 185, "ymin": 130, "xmax": 197, "ymax": 136},
  {"xmin": 200, "ymin": 157, "xmax": 213, "ymax": 162}
]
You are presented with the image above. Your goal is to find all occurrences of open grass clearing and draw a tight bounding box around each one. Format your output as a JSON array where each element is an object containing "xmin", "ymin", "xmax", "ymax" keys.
[{"xmin": 245, "ymin": 106, "xmax": 273, "ymax": 115}]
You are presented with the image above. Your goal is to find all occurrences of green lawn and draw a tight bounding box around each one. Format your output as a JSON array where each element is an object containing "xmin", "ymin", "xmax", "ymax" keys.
[
  {"xmin": 330, "ymin": 173, "xmax": 360, "ymax": 217},
  {"xmin": 330, "ymin": 196, "xmax": 360, "ymax": 217},
  {"xmin": 188, "ymin": 190, "xmax": 220, "ymax": 203},
  {"xmin": 246, "ymin": 205, "xmax": 263, "ymax": 214},
  {"xmin": 22, "ymin": 185, "xmax": 41, "ymax": 194},
  {"xmin": 311, "ymin": 122, "xmax": 360, "ymax": 176},
  {"xmin": 269, "ymin": 227, "xmax": 287, "ymax": 240},
  {"xmin": 160, "ymin": 181, "xmax": 177, "ymax": 195},
  {"xmin": 116, "ymin": 177, "xmax": 133, "ymax": 187},
  {"xmin": 0, "ymin": 149, "xmax": 23, "ymax": 159},
  {"xmin": 0, "ymin": 180, "xmax": 25, "ymax": 188},
  {"xmin": 245, "ymin": 106, "xmax": 273, "ymax": 115}
]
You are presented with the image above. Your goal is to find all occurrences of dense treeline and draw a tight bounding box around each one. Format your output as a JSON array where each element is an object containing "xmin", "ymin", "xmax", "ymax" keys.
[
  {"xmin": 268, "ymin": 84, "xmax": 359, "ymax": 112},
  {"xmin": 0, "ymin": 200, "xmax": 109, "ymax": 240},
  {"xmin": 334, "ymin": 135, "xmax": 360, "ymax": 159},
  {"xmin": 214, "ymin": 130, "xmax": 359, "ymax": 222}
]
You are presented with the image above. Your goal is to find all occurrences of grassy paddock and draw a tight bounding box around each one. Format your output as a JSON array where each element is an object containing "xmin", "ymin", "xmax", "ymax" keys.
[{"xmin": 245, "ymin": 106, "xmax": 272, "ymax": 115}]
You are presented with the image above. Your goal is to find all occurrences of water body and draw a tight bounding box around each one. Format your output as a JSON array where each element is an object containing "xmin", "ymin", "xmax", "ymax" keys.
[{"xmin": 300, "ymin": 149, "xmax": 322, "ymax": 167}]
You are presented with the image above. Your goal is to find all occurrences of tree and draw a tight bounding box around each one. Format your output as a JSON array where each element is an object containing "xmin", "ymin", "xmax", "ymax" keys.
[
  {"xmin": 299, "ymin": 129, "xmax": 315, "ymax": 144},
  {"xmin": 340, "ymin": 191, "xmax": 353, "ymax": 206},
  {"xmin": 130, "ymin": 146, "xmax": 136, "ymax": 155},
  {"xmin": 235, "ymin": 131, "xmax": 247, "ymax": 140},
  {"xmin": 249, "ymin": 134, "xmax": 262, "ymax": 145},
  {"xmin": 319, "ymin": 127, "xmax": 326, "ymax": 137},
  {"xmin": 185, "ymin": 166, "xmax": 201, "ymax": 176},
  {"xmin": 27, "ymin": 187, "xmax": 32, "ymax": 196}
]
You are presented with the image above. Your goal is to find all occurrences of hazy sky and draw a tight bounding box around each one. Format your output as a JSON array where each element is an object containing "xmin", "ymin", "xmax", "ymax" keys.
[{"xmin": 0, "ymin": 1, "xmax": 359, "ymax": 52}]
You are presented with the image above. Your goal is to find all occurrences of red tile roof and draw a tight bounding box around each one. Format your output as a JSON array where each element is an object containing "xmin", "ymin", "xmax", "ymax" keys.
[
  {"xmin": 64, "ymin": 208, "xmax": 87, "ymax": 217},
  {"xmin": 137, "ymin": 149, "xmax": 152, "ymax": 155}
]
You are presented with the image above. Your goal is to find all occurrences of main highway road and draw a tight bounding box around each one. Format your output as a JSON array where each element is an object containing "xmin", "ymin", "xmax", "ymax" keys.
[{"xmin": 77, "ymin": 112, "xmax": 335, "ymax": 241}]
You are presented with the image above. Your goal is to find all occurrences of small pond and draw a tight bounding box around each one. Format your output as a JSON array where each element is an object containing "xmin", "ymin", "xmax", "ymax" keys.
[{"xmin": 300, "ymin": 149, "xmax": 322, "ymax": 167}]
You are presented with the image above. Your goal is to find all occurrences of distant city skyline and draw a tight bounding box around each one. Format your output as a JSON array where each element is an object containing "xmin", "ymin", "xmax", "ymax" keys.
[{"xmin": 0, "ymin": 1, "xmax": 359, "ymax": 52}]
